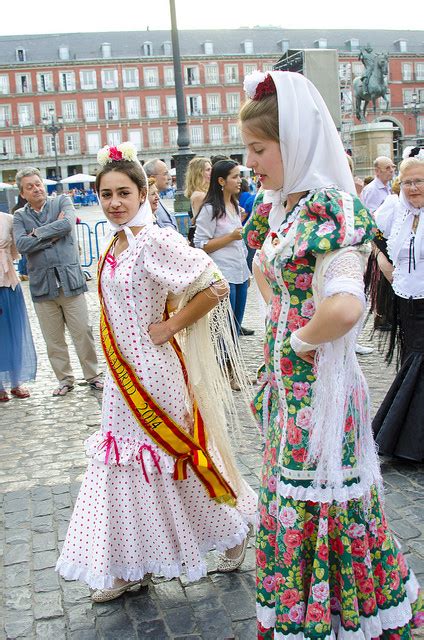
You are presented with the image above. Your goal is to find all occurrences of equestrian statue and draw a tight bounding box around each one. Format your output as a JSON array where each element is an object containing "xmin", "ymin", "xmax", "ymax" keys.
[{"xmin": 353, "ymin": 45, "xmax": 389, "ymax": 122}]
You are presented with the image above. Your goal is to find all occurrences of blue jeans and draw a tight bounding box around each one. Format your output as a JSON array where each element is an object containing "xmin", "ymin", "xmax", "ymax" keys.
[{"xmin": 229, "ymin": 280, "xmax": 249, "ymax": 335}]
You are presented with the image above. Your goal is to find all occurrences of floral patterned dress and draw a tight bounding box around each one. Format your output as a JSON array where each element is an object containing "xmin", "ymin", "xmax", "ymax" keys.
[{"xmin": 244, "ymin": 189, "xmax": 424, "ymax": 639}]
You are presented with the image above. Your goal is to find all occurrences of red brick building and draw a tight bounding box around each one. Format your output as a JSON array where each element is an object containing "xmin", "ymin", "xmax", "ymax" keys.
[{"xmin": 0, "ymin": 29, "xmax": 423, "ymax": 183}]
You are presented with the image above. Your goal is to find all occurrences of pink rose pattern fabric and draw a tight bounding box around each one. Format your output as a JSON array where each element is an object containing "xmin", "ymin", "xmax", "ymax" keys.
[{"xmin": 250, "ymin": 189, "xmax": 423, "ymax": 638}]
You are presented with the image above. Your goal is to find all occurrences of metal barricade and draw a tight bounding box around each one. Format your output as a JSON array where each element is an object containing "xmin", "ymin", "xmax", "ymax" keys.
[
  {"xmin": 76, "ymin": 221, "xmax": 93, "ymax": 267},
  {"xmin": 94, "ymin": 220, "xmax": 108, "ymax": 260}
]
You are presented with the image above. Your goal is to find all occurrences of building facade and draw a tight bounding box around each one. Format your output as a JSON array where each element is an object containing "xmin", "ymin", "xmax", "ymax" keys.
[{"xmin": 0, "ymin": 29, "xmax": 423, "ymax": 183}]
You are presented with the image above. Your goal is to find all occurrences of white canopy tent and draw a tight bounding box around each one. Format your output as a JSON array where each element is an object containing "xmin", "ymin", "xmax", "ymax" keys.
[
  {"xmin": 43, "ymin": 178, "xmax": 58, "ymax": 186},
  {"xmin": 0, "ymin": 182, "xmax": 14, "ymax": 189},
  {"xmin": 60, "ymin": 173, "xmax": 96, "ymax": 184}
]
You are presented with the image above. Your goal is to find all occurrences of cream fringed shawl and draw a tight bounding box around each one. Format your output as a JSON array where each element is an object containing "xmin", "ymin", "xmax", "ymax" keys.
[{"xmin": 173, "ymin": 264, "xmax": 255, "ymax": 500}]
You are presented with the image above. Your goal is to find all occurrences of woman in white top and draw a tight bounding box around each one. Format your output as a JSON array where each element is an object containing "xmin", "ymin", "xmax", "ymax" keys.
[
  {"xmin": 194, "ymin": 160, "xmax": 250, "ymax": 336},
  {"xmin": 373, "ymin": 151, "xmax": 424, "ymax": 461}
]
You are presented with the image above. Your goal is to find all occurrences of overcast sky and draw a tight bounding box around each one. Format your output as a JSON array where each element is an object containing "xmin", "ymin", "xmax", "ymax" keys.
[{"xmin": 4, "ymin": 0, "xmax": 424, "ymax": 36}]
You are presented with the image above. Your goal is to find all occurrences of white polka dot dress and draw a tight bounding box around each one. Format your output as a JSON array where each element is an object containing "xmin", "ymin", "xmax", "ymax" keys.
[{"xmin": 56, "ymin": 226, "xmax": 257, "ymax": 589}]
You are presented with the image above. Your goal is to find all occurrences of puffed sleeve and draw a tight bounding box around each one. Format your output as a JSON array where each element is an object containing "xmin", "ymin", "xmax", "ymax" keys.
[
  {"xmin": 143, "ymin": 226, "xmax": 223, "ymax": 295},
  {"xmin": 374, "ymin": 195, "xmax": 400, "ymax": 239},
  {"xmin": 242, "ymin": 191, "xmax": 272, "ymax": 249},
  {"xmin": 293, "ymin": 188, "xmax": 376, "ymax": 258},
  {"xmin": 322, "ymin": 249, "xmax": 366, "ymax": 308}
]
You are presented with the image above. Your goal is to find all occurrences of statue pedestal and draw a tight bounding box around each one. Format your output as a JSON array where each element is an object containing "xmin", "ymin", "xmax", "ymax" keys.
[{"xmin": 351, "ymin": 122, "xmax": 396, "ymax": 177}]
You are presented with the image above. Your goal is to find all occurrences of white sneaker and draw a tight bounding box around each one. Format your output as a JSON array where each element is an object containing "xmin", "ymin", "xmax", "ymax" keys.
[{"xmin": 355, "ymin": 344, "xmax": 374, "ymax": 355}]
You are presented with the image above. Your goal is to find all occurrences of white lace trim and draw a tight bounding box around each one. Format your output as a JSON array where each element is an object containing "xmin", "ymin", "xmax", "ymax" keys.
[
  {"xmin": 277, "ymin": 476, "xmax": 376, "ymax": 504},
  {"xmin": 57, "ymin": 522, "xmax": 251, "ymax": 590},
  {"xmin": 258, "ymin": 573, "xmax": 420, "ymax": 637}
]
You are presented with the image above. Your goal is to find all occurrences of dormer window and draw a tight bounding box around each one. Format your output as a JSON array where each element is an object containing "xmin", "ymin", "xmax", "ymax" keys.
[
  {"xmin": 314, "ymin": 38, "xmax": 327, "ymax": 49},
  {"xmin": 345, "ymin": 38, "xmax": 360, "ymax": 52},
  {"xmin": 278, "ymin": 39, "xmax": 290, "ymax": 54},
  {"xmin": 394, "ymin": 39, "xmax": 408, "ymax": 53},
  {"xmin": 203, "ymin": 41, "xmax": 214, "ymax": 55},
  {"xmin": 143, "ymin": 41, "xmax": 153, "ymax": 56},
  {"xmin": 59, "ymin": 45, "xmax": 70, "ymax": 61},
  {"xmin": 16, "ymin": 48, "xmax": 26, "ymax": 62},
  {"xmin": 242, "ymin": 40, "xmax": 254, "ymax": 54},
  {"xmin": 101, "ymin": 43, "xmax": 112, "ymax": 59},
  {"xmin": 162, "ymin": 41, "xmax": 172, "ymax": 56}
]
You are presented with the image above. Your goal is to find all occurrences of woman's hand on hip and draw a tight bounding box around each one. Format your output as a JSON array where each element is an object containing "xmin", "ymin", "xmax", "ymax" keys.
[
  {"xmin": 148, "ymin": 320, "xmax": 174, "ymax": 345},
  {"xmin": 296, "ymin": 350, "xmax": 316, "ymax": 365}
]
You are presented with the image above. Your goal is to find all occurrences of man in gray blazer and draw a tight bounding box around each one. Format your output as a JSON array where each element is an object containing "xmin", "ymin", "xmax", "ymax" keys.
[
  {"xmin": 13, "ymin": 167, "xmax": 102, "ymax": 396},
  {"xmin": 143, "ymin": 158, "xmax": 178, "ymax": 231}
]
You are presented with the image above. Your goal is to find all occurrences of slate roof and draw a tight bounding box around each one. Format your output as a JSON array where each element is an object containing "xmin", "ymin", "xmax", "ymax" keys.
[{"xmin": 0, "ymin": 28, "xmax": 423, "ymax": 65}]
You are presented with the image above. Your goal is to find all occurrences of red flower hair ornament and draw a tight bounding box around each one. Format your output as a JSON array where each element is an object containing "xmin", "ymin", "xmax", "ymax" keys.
[
  {"xmin": 243, "ymin": 70, "xmax": 276, "ymax": 101},
  {"xmin": 97, "ymin": 142, "xmax": 139, "ymax": 167}
]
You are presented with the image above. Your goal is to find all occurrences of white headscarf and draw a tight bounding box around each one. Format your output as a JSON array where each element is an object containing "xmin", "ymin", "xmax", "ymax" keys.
[
  {"xmin": 376, "ymin": 187, "xmax": 424, "ymax": 265},
  {"xmin": 102, "ymin": 163, "xmax": 154, "ymax": 253},
  {"xmin": 255, "ymin": 71, "xmax": 355, "ymax": 230}
]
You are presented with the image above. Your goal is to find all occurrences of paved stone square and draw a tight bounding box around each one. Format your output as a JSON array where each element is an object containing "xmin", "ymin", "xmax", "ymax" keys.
[{"xmin": 1, "ymin": 271, "xmax": 423, "ymax": 640}]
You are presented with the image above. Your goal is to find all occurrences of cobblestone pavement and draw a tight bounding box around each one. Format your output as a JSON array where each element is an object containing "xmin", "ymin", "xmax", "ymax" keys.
[{"xmin": 1, "ymin": 273, "xmax": 423, "ymax": 640}]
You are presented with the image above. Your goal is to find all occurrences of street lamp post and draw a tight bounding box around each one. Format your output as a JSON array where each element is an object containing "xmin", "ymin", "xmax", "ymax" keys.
[
  {"xmin": 43, "ymin": 108, "xmax": 63, "ymax": 193},
  {"xmin": 404, "ymin": 92, "xmax": 423, "ymax": 144},
  {"xmin": 169, "ymin": 0, "xmax": 194, "ymax": 212}
]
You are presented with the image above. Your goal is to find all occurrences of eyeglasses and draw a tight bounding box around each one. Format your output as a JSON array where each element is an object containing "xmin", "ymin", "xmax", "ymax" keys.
[{"xmin": 400, "ymin": 179, "xmax": 424, "ymax": 188}]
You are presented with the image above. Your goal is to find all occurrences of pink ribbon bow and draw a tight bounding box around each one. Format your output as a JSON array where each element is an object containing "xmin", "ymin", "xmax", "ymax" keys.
[
  {"xmin": 99, "ymin": 431, "xmax": 120, "ymax": 466},
  {"xmin": 105, "ymin": 253, "xmax": 117, "ymax": 277},
  {"xmin": 136, "ymin": 444, "xmax": 162, "ymax": 483}
]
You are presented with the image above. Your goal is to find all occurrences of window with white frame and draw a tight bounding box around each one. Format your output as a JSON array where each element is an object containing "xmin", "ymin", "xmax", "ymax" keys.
[
  {"xmin": 205, "ymin": 64, "xmax": 219, "ymax": 84},
  {"xmin": 146, "ymin": 96, "xmax": 161, "ymax": 118},
  {"xmin": 166, "ymin": 96, "xmax": 177, "ymax": 117},
  {"xmin": 243, "ymin": 40, "xmax": 254, "ymax": 54},
  {"xmin": 244, "ymin": 64, "xmax": 257, "ymax": 76},
  {"xmin": 128, "ymin": 130, "xmax": 143, "ymax": 152},
  {"xmin": 83, "ymin": 99, "xmax": 98, "ymax": 122},
  {"xmin": 209, "ymin": 124, "xmax": 223, "ymax": 145},
  {"xmin": 22, "ymin": 136, "xmax": 38, "ymax": 157},
  {"xmin": 0, "ymin": 75, "xmax": 9, "ymax": 94},
  {"xmin": 416, "ymin": 63, "xmax": 424, "ymax": 82},
  {"xmin": 148, "ymin": 128, "xmax": 163, "ymax": 148},
  {"xmin": 123, "ymin": 68, "xmax": 139, "ymax": 88},
  {"xmin": 402, "ymin": 63, "xmax": 413, "ymax": 81},
  {"xmin": 341, "ymin": 89, "xmax": 353, "ymax": 113},
  {"xmin": 142, "ymin": 41, "xmax": 153, "ymax": 56},
  {"xmin": 164, "ymin": 66, "xmax": 174, "ymax": 86},
  {"xmin": 0, "ymin": 105, "xmax": 11, "ymax": 127},
  {"xmin": 186, "ymin": 95, "xmax": 202, "ymax": 116},
  {"xmin": 207, "ymin": 94, "xmax": 220, "ymax": 115},
  {"xmin": 105, "ymin": 98, "xmax": 120, "ymax": 120},
  {"xmin": 403, "ymin": 89, "xmax": 415, "ymax": 104},
  {"xmin": 37, "ymin": 72, "xmax": 53, "ymax": 92},
  {"xmin": 86, "ymin": 131, "xmax": 101, "ymax": 154},
  {"xmin": 169, "ymin": 127, "xmax": 178, "ymax": 146},
  {"xmin": 101, "ymin": 68, "xmax": 118, "ymax": 89},
  {"xmin": 40, "ymin": 102, "xmax": 56, "ymax": 121},
  {"xmin": 339, "ymin": 63, "xmax": 352, "ymax": 82},
  {"xmin": 418, "ymin": 116, "xmax": 424, "ymax": 136},
  {"xmin": 16, "ymin": 73, "xmax": 31, "ymax": 94},
  {"xmin": 59, "ymin": 71, "xmax": 76, "ymax": 91},
  {"xmin": 144, "ymin": 67, "xmax": 159, "ymax": 87},
  {"xmin": 18, "ymin": 104, "xmax": 34, "ymax": 125},
  {"xmin": 16, "ymin": 48, "xmax": 26, "ymax": 62},
  {"xmin": 62, "ymin": 101, "xmax": 77, "ymax": 122},
  {"xmin": 80, "ymin": 69, "xmax": 97, "ymax": 90},
  {"xmin": 0, "ymin": 138, "xmax": 14, "ymax": 155},
  {"xmin": 203, "ymin": 41, "xmax": 213, "ymax": 55},
  {"xmin": 352, "ymin": 63, "xmax": 363, "ymax": 77},
  {"xmin": 229, "ymin": 124, "xmax": 241, "ymax": 144},
  {"xmin": 65, "ymin": 133, "xmax": 79, "ymax": 154},
  {"xmin": 190, "ymin": 125, "xmax": 204, "ymax": 146},
  {"xmin": 125, "ymin": 97, "xmax": 140, "ymax": 119},
  {"xmin": 262, "ymin": 63, "xmax": 274, "ymax": 73},
  {"xmin": 107, "ymin": 131, "xmax": 122, "ymax": 146},
  {"xmin": 162, "ymin": 41, "xmax": 172, "ymax": 56},
  {"xmin": 224, "ymin": 65, "xmax": 239, "ymax": 84},
  {"xmin": 226, "ymin": 93, "xmax": 240, "ymax": 114},
  {"xmin": 43, "ymin": 134, "xmax": 57, "ymax": 155},
  {"xmin": 185, "ymin": 66, "xmax": 199, "ymax": 85}
]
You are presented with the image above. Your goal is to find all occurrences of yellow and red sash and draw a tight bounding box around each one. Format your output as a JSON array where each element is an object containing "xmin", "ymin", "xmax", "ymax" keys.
[{"xmin": 97, "ymin": 238, "xmax": 236, "ymax": 505}]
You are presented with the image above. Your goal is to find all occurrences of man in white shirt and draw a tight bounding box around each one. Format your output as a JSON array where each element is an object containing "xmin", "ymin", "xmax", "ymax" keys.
[
  {"xmin": 362, "ymin": 156, "xmax": 395, "ymax": 213},
  {"xmin": 143, "ymin": 159, "xmax": 178, "ymax": 231}
]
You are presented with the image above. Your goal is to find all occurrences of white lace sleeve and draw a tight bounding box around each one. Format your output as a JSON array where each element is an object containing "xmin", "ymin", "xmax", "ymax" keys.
[{"xmin": 322, "ymin": 249, "xmax": 366, "ymax": 307}]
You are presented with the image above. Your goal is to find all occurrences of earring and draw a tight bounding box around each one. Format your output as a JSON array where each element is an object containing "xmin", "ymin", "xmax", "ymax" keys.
[{"xmin": 221, "ymin": 185, "xmax": 224, "ymax": 192}]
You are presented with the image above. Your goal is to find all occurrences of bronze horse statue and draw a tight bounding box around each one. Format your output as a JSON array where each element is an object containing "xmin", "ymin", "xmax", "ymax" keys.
[{"xmin": 353, "ymin": 53, "xmax": 389, "ymax": 122}]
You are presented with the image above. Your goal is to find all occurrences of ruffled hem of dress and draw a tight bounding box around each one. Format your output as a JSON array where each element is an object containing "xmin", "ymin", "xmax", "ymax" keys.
[
  {"xmin": 277, "ymin": 476, "xmax": 381, "ymax": 504},
  {"xmin": 258, "ymin": 571, "xmax": 420, "ymax": 638},
  {"xmin": 56, "ymin": 522, "xmax": 252, "ymax": 590},
  {"xmin": 85, "ymin": 431, "xmax": 175, "ymax": 472}
]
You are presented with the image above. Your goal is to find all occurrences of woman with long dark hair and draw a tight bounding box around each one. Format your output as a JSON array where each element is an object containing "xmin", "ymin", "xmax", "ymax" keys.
[{"xmin": 194, "ymin": 160, "xmax": 250, "ymax": 340}]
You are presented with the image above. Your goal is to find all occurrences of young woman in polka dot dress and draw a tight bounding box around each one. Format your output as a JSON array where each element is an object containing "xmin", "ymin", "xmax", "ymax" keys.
[{"xmin": 56, "ymin": 145, "xmax": 257, "ymax": 602}]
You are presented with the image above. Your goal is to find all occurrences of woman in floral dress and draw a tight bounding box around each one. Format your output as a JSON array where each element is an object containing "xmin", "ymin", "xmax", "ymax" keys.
[{"xmin": 240, "ymin": 70, "xmax": 423, "ymax": 639}]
